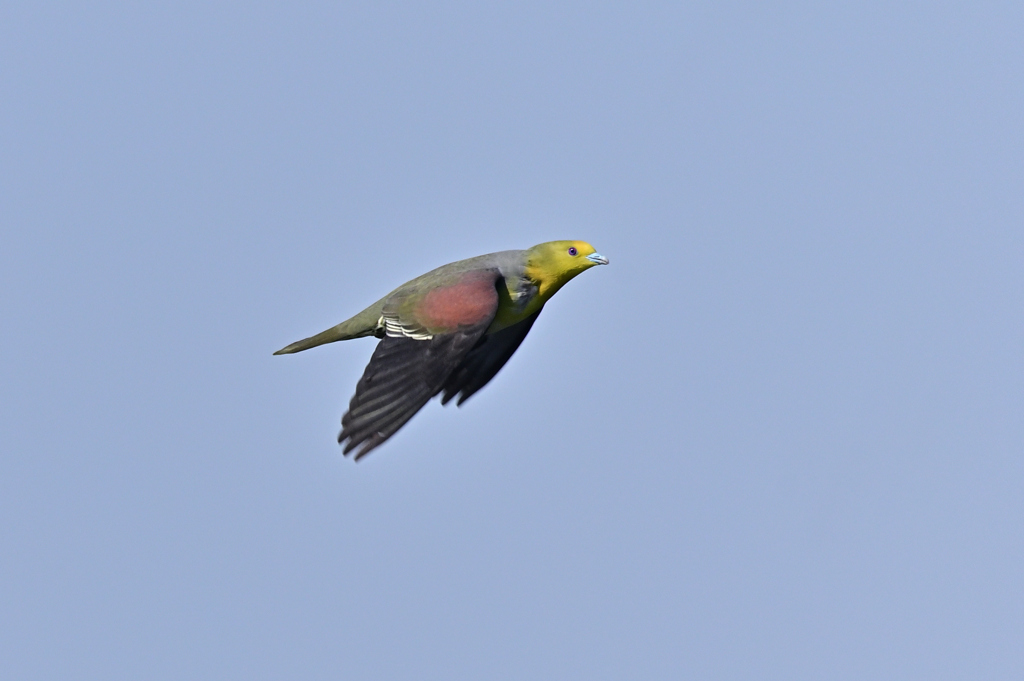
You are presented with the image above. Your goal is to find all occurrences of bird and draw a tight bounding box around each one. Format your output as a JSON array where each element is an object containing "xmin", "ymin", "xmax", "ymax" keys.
[{"xmin": 274, "ymin": 240, "xmax": 609, "ymax": 460}]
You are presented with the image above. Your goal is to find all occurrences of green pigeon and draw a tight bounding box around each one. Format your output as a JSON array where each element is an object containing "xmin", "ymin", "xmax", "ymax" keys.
[{"xmin": 275, "ymin": 240, "xmax": 609, "ymax": 459}]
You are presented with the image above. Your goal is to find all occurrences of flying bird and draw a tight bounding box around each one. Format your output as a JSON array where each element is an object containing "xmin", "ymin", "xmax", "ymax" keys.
[{"xmin": 274, "ymin": 240, "xmax": 609, "ymax": 459}]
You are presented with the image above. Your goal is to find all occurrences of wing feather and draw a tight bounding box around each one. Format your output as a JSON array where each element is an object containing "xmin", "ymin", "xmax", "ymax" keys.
[
  {"xmin": 441, "ymin": 309, "xmax": 541, "ymax": 406},
  {"xmin": 338, "ymin": 270, "xmax": 503, "ymax": 459}
]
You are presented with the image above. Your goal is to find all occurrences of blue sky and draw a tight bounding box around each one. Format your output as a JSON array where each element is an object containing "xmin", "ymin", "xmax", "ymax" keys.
[{"xmin": 2, "ymin": 2, "xmax": 1022, "ymax": 679}]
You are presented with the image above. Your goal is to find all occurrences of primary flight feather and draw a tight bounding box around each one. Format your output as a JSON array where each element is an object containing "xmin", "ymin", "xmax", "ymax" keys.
[{"xmin": 274, "ymin": 240, "xmax": 609, "ymax": 460}]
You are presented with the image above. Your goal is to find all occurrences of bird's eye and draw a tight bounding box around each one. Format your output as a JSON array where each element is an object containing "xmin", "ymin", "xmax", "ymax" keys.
[{"xmin": 568, "ymin": 247, "xmax": 578, "ymax": 256}]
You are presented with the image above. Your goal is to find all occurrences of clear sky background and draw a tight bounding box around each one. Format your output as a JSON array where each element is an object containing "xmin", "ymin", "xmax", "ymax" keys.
[{"xmin": 2, "ymin": 2, "xmax": 1022, "ymax": 679}]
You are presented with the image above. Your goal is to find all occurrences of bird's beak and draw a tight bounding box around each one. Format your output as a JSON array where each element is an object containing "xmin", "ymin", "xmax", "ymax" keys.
[{"xmin": 587, "ymin": 253, "xmax": 610, "ymax": 266}]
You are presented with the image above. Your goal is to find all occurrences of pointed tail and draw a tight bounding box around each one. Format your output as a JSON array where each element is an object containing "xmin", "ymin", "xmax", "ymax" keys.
[
  {"xmin": 274, "ymin": 325, "xmax": 355, "ymax": 354},
  {"xmin": 273, "ymin": 297, "xmax": 387, "ymax": 355}
]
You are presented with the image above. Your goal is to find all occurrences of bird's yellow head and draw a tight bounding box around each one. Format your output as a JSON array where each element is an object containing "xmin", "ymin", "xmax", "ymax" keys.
[{"xmin": 524, "ymin": 240, "xmax": 609, "ymax": 300}]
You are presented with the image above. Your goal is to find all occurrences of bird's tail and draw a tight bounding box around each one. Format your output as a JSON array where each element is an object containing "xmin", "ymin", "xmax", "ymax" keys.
[
  {"xmin": 273, "ymin": 326, "xmax": 355, "ymax": 354},
  {"xmin": 273, "ymin": 296, "xmax": 387, "ymax": 355}
]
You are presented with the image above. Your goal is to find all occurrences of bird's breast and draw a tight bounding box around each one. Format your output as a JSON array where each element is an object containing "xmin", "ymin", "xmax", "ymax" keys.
[{"xmin": 488, "ymin": 275, "xmax": 540, "ymax": 332}]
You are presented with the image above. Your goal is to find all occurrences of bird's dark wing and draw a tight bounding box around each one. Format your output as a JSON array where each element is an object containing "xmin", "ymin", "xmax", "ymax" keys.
[
  {"xmin": 338, "ymin": 270, "xmax": 502, "ymax": 460},
  {"xmin": 441, "ymin": 309, "xmax": 542, "ymax": 407}
]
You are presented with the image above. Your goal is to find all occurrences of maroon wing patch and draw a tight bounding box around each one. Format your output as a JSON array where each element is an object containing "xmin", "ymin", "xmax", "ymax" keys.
[{"xmin": 414, "ymin": 271, "xmax": 502, "ymax": 332}]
